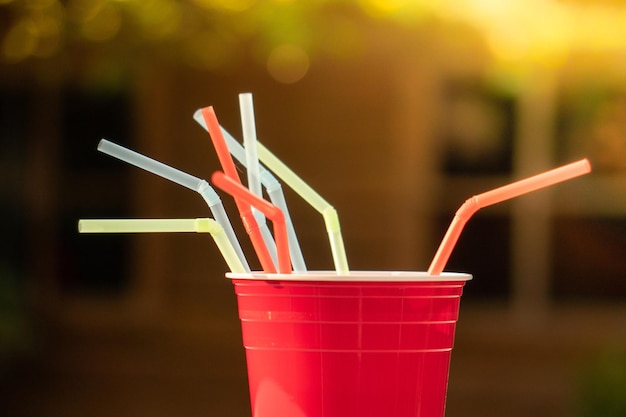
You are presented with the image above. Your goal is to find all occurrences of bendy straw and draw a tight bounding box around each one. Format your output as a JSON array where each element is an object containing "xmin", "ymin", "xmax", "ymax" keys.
[
  {"xmin": 97, "ymin": 139, "xmax": 250, "ymax": 272},
  {"xmin": 200, "ymin": 107, "xmax": 277, "ymax": 273},
  {"xmin": 255, "ymin": 140, "xmax": 349, "ymax": 274},
  {"xmin": 428, "ymin": 159, "xmax": 592, "ymax": 275},
  {"xmin": 194, "ymin": 109, "xmax": 348, "ymax": 274},
  {"xmin": 211, "ymin": 171, "xmax": 291, "ymax": 274},
  {"xmin": 78, "ymin": 218, "xmax": 246, "ymax": 273},
  {"xmin": 193, "ymin": 110, "xmax": 307, "ymax": 272}
]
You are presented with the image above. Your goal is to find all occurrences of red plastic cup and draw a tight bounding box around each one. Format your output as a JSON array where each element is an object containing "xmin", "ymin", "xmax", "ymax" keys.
[{"xmin": 227, "ymin": 271, "xmax": 472, "ymax": 417}]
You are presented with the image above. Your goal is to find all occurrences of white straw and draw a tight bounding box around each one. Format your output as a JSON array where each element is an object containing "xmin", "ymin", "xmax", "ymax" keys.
[
  {"xmin": 97, "ymin": 139, "xmax": 250, "ymax": 272},
  {"xmin": 240, "ymin": 93, "xmax": 263, "ymax": 204},
  {"xmin": 238, "ymin": 93, "xmax": 279, "ymax": 268}
]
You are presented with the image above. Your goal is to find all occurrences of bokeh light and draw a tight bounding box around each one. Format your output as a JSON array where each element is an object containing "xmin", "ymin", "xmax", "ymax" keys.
[
  {"xmin": 1, "ymin": 0, "xmax": 626, "ymax": 84},
  {"xmin": 80, "ymin": 2, "xmax": 121, "ymax": 41},
  {"xmin": 66, "ymin": 0, "xmax": 105, "ymax": 23},
  {"xmin": 23, "ymin": 0, "xmax": 56, "ymax": 11},
  {"xmin": 131, "ymin": 0, "xmax": 182, "ymax": 40},
  {"xmin": 193, "ymin": 0, "xmax": 256, "ymax": 13},
  {"xmin": 30, "ymin": 13, "xmax": 60, "ymax": 57},
  {"xmin": 266, "ymin": 43, "xmax": 309, "ymax": 83},
  {"xmin": 2, "ymin": 18, "xmax": 38, "ymax": 62}
]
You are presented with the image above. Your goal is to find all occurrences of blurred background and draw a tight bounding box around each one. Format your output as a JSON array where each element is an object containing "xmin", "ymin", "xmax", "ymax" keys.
[{"xmin": 1, "ymin": 0, "xmax": 625, "ymax": 416}]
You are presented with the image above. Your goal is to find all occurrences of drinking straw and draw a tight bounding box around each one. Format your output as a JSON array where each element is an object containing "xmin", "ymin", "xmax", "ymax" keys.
[
  {"xmin": 238, "ymin": 93, "xmax": 280, "ymax": 267},
  {"xmin": 428, "ymin": 159, "xmax": 592, "ymax": 276},
  {"xmin": 211, "ymin": 171, "xmax": 291, "ymax": 274},
  {"xmin": 97, "ymin": 139, "xmax": 250, "ymax": 272},
  {"xmin": 193, "ymin": 110, "xmax": 307, "ymax": 272},
  {"xmin": 195, "ymin": 108, "xmax": 348, "ymax": 274},
  {"xmin": 239, "ymin": 93, "xmax": 263, "ymax": 208},
  {"xmin": 256, "ymin": 140, "xmax": 349, "ymax": 274},
  {"xmin": 200, "ymin": 107, "xmax": 277, "ymax": 273},
  {"xmin": 78, "ymin": 218, "xmax": 246, "ymax": 273}
]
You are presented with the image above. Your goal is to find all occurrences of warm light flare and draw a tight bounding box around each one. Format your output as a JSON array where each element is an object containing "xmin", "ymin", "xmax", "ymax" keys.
[
  {"xmin": 1, "ymin": 0, "xmax": 626, "ymax": 84},
  {"xmin": 193, "ymin": 0, "xmax": 256, "ymax": 13},
  {"xmin": 267, "ymin": 44, "xmax": 310, "ymax": 84},
  {"xmin": 2, "ymin": 18, "xmax": 38, "ymax": 62},
  {"xmin": 80, "ymin": 2, "xmax": 121, "ymax": 41}
]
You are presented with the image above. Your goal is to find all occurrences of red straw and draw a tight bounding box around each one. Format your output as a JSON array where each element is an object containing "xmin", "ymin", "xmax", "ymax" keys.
[
  {"xmin": 212, "ymin": 171, "xmax": 291, "ymax": 274},
  {"xmin": 201, "ymin": 106, "xmax": 276, "ymax": 273},
  {"xmin": 428, "ymin": 159, "xmax": 592, "ymax": 275}
]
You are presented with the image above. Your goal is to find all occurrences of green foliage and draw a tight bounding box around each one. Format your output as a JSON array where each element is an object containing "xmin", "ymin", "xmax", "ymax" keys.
[{"xmin": 577, "ymin": 349, "xmax": 626, "ymax": 417}]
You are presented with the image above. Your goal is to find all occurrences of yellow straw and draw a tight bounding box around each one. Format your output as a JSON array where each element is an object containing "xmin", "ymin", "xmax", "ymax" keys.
[
  {"xmin": 428, "ymin": 159, "xmax": 592, "ymax": 275},
  {"xmin": 255, "ymin": 142, "xmax": 349, "ymax": 274},
  {"xmin": 78, "ymin": 218, "xmax": 246, "ymax": 273}
]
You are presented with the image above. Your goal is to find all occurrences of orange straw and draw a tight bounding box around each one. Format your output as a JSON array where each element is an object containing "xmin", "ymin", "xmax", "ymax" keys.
[
  {"xmin": 428, "ymin": 159, "xmax": 592, "ymax": 275},
  {"xmin": 201, "ymin": 106, "xmax": 276, "ymax": 273},
  {"xmin": 212, "ymin": 171, "xmax": 291, "ymax": 274}
]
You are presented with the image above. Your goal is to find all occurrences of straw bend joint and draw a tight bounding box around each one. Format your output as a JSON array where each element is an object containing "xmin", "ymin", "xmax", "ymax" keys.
[
  {"xmin": 322, "ymin": 207, "xmax": 341, "ymax": 233},
  {"xmin": 268, "ymin": 205, "xmax": 285, "ymax": 224},
  {"xmin": 456, "ymin": 197, "xmax": 481, "ymax": 221},
  {"xmin": 195, "ymin": 218, "xmax": 221, "ymax": 234},
  {"xmin": 428, "ymin": 158, "xmax": 593, "ymax": 275},
  {"xmin": 197, "ymin": 180, "xmax": 222, "ymax": 206},
  {"xmin": 260, "ymin": 170, "xmax": 282, "ymax": 192}
]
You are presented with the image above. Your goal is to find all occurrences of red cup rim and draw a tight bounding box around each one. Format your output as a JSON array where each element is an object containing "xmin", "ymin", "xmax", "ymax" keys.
[{"xmin": 226, "ymin": 270, "xmax": 472, "ymax": 282}]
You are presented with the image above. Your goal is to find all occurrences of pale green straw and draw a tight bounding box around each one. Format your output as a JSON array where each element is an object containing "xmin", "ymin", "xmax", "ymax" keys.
[
  {"xmin": 193, "ymin": 110, "xmax": 307, "ymax": 272},
  {"xmin": 256, "ymin": 142, "xmax": 349, "ymax": 274},
  {"xmin": 78, "ymin": 218, "xmax": 246, "ymax": 273}
]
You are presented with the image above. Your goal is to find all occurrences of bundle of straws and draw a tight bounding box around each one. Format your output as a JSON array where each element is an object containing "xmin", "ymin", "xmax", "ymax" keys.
[{"xmin": 79, "ymin": 93, "xmax": 592, "ymax": 276}]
